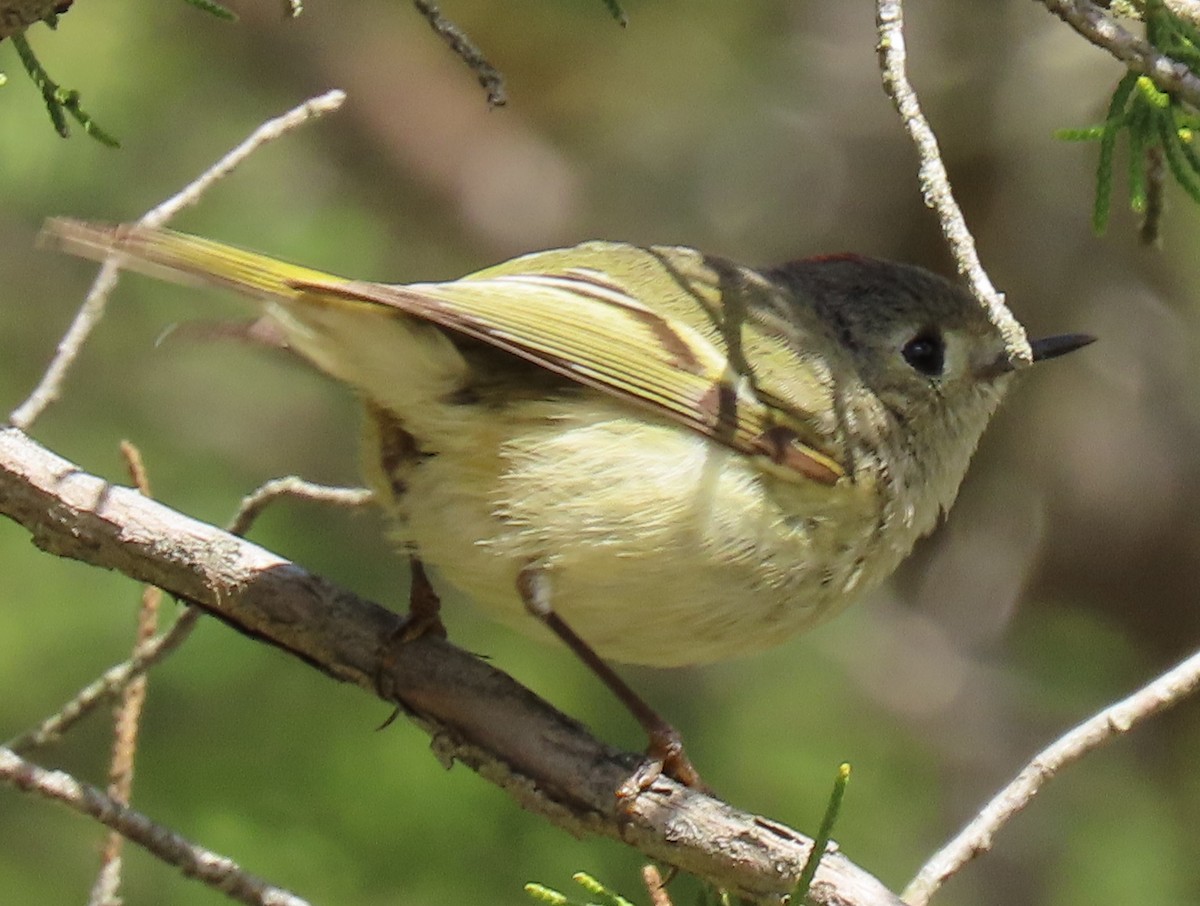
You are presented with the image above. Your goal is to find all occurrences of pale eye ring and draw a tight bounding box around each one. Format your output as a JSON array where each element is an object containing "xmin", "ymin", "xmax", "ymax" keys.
[{"xmin": 902, "ymin": 330, "xmax": 945, "ymax": 377}]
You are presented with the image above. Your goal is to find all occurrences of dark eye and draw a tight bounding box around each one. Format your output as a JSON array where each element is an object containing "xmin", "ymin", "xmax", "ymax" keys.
[{"xmin": 902, "ymin": 330, "xmax": 945, "ymax": 377}]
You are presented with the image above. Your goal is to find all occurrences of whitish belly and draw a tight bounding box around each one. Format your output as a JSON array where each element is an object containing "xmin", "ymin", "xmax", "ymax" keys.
[{"xmin": 396, "ymin": 407, "xmax": 891, "ymax": 666}]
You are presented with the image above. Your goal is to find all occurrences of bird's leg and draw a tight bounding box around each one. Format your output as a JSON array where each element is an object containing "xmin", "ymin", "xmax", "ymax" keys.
[
  {"xmin": 377, "ymin": 554, "xmax": 448, "ymax": 728},
  {"xmin": 401, "ymin": 554, "xmax": 448, "ymax": 641},
  {"xmin": 516, "ymin": 567, "xmax": 707, "ymax": 797},
  {"xmin": 364, "ymin": 402, "xmax": 448, "ymax": 708}
]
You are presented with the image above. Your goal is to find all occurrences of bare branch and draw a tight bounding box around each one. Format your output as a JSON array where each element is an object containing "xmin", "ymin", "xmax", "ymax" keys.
[
  {"xmin": 228, "ymin": 477, "xmax": 371, "ymax": 537},
  {"xmin": 642, "ymin": 864, "xmax": 673, "ymax": 906},
  {"xmin": 87, "ymin": 441, "xmax": 163, "ymax": 906},
  {"xmin": 411, "ymin": 0, "xmax": 506, "ymax": 108},
  {"xmin": 0, "ymin": 747, "xmax": 311, "ymax": 906},
  {"xmin": 875, "ymin": 0, "xmax": 1033, "ymax": 366},
  {"xmin": 0, "ymin": 0, "xmax": 72, "ymax": 39},
  {"xmin": 8, "ymin": 89, "xmax": 347, "ymax": 431},
  {"xmin": 903, "ymin": 646, "xmax": 1200, "ymax": 906},
  {"xmin": 1036, "ymin": 0, "xmax": 1200, "ymax": 110},
  {"xmin": 0, "ymin": 425, "xmax": 906, "ymax": 906},
  {"xmin": 5, "ymin": 609, "xmax": 200, "ymax": 755}
]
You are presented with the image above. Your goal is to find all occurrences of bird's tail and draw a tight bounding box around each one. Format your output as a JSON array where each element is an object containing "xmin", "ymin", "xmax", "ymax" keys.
[{"xmin": 40, "ymin": 218, "xmax": 342, "ymax": 304}]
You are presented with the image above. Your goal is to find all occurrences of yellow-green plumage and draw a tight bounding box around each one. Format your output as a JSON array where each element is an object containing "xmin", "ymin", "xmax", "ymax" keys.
[{"xmin": 43, "ymin": 219, "xmax": 1021, "ymax": 666}]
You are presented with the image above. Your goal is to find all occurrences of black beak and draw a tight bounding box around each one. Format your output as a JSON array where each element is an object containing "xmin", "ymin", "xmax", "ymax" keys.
[{"xmin": 1030, "ymin": 333, "xmax": 1096, "ymax": 363}]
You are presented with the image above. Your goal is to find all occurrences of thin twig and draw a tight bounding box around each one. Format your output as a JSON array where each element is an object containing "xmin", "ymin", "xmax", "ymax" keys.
[
  {"xmin": 8, "ymin": 89, "xmax": 347, "ymax": 431},
  {"xmin": 641, "ymin": 865, "xmax": 673, "ymax": 906},
  {"xmin": 903, "ymin": 646, "xmax": 1200, "ymax": 906},
  {"xmin": 181, "ymin": 0, "xmax": 237, "ymax": 21},
  {"xmin": 87, "ymin": 442, "xmax": 163, "ymax": 906},
  {"xmin": 5, "ymin": 609, "xmax": 200, "ymax": 755},
  {"xmin": 0, "ymin": 747, "xmax": 310, "ymax": 906},
  {"xmin": 1037, "ymin": 0, "xmax": 1200, "ymax": 110},
  {"xmin": 1140, "ymin": 142, "xmax": 1166, "ymax": 244},
  {"xmin": 410, "ymin": 0, "xmax": 507, "ymax": 107},
  {"xmin": 228, "ymin": 477, "xmax": 371, "ymax": 537},
  {"xmin": 875, "ymin": 0, "xmax": 1032, "ymax": 365},
  {"xmin": 599, "ymin": 0, "xmax": 629, "ymax": 27}
]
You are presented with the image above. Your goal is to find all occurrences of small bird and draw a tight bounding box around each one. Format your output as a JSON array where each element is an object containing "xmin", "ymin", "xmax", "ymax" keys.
[{"xmin": 43, "ymin": 219, "xmax": 1092, "ymax": 787}]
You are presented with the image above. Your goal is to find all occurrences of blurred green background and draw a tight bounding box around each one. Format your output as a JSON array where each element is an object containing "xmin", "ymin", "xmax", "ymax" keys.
[{"xmin": 2, "ymin": 1, "xmax": 1199, "ymax": 904}]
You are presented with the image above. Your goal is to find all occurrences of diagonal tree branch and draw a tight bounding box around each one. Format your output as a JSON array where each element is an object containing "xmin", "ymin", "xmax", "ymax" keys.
[
  {"xmin": 903, "ymin": 644, "xmax": 1200, "ymax": 906},
  {"xmin": 0, "ymin": 425, "xmax": 905, "ymax": 906},
  {"xmin": 1037, "ymin": 0, "xmax": 1200, "ymax": 109},
  {"xmin": 0, "ymin": 745, "xmax": 310, "ymax": 906}
]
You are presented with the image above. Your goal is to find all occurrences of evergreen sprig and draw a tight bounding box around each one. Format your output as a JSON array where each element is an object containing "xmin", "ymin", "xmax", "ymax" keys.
[
  {"xmin": 526, "ymin": 872, "xmax": 636, "ymax": 906},
  {"xmin": 1057, "ymin": 1, "xmax": 1200, "ymax": 239},
  {"xmin": 179, "ymin": 0, "xmax": 237, "ymax": 21},
  {"xmin": 792, "ymin": 763, "xmax": 852, "ymax": 904},
  {"xmin": 9, "ymin": 30, "xmax": 119, "ymax": 147},
  {"xmin": 3, "ymin": 0, "xmax": 242, "ymax": 146}
]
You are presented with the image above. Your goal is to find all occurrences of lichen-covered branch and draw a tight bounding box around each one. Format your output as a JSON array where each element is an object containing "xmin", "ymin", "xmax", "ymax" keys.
[{"xmin": 875, "ymin": 0, "xmax": 1032, "ymax": 365}]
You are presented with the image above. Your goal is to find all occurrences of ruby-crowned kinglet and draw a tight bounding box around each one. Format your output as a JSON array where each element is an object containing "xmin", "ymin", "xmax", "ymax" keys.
[{"xmin": 43, "ymin": 219, "xmax": 1091, "ymax": 670}]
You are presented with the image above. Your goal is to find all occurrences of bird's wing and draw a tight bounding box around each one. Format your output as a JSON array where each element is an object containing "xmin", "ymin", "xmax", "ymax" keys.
[
  {"xmin": 294, "ymin": 244, "xmax": 845, "ymax": 485},
  {"xmin": 42, "ymin": 220, "xmax": 844, "ymax": 485}
]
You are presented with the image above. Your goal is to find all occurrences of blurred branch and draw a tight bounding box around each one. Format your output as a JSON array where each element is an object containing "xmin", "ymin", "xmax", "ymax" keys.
[
  {"xmin": 1163, "ymin": 0, "xmax": 1200, "ymax": 28},
  {"xmin": 641, "ymin": 865, "xmax": 672, "ymax": 906},
  {"xmin": 0, "ymin": 746, "xmax": 311, "ymax": 906},
  {"xmin": 875, "ymin": 0, "xmax": 1033, "ymax": 366},
  {"xmin": 180, "ymin": 0, "xmax": 237, "ymax": 21},
  {"xmin": 407, "ymin": 0, "xmax": 626, "ymax": 107},
  {"xmin": 599, "ymin": 0, "xmax": 629, "ymax": 27},
  {"xmin": 4, "ymin": 608, "xmax": 200, "ymax": 755},
  {"xmin": 903, "ymin": 646, "xmax": 1200, "ymax": 906},
  {"xmin": 1037, "ymin": 0, "xmax": 1200, "ymax": 108},
  {"xmin": 0, "ymin": 0, "xmax": 72, "ymax": 39},
  {"xmin": 228, "ymin": 477, "xmax": 371, "ymax": 536},
  {"xmin": 0, "ymin": 425, "xmax": 906, "ymax": 906},
  {"xmin": 9, "ymin": 88, "xmax": 346, "ymax": 432},
  {"xmin": 410, "ymin": 0, "xmax": 506, "ymax": 108},
  {"xmin": 87, "ymin": 441, "xmax": 162, "ymax": 906},
  {"xmin": 1141, "ymin": 142, "xmax": 1167, "ymax": 242}
]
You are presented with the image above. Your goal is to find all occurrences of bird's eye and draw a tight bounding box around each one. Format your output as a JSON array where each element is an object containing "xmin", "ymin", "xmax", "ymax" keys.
[{"xmin": 902, "ymin": 330, "xmax": 945, "ymax": 377}]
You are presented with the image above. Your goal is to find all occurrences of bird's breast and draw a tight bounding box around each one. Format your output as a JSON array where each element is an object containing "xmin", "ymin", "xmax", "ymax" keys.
[{"xmin": 366, "ymin": 396, "xmax": 911, "ymax": 666}]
